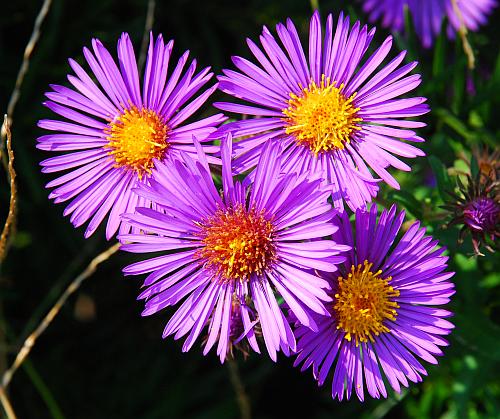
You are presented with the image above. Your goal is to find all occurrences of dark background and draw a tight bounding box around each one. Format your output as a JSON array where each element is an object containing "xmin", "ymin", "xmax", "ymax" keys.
[{"xmin": 1, "ymin": 0, "xmax": 500, "ymax": 418}]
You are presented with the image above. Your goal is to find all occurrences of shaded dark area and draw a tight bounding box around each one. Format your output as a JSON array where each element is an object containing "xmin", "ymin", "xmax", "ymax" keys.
[{"xmin": 1, "ymin": 0, "xmax": 500, "ymax": 418}]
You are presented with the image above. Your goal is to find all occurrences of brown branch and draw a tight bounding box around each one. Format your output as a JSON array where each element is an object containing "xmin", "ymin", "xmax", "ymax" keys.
[
  {"xmin": 138, "ymin": 0, "xmax": 156, "ymax": 73},
  {"xmin": 0, "ymin": 243, "xmax": 120, "ymax": 389},
  {"xmin": 451, "ymin": 0, "xmax": 475, "ymax": 70},
  {"xmin": 0, "ymin": 387, "xmax": 17, "ymax": 419},
  {"xmin": 0, "ymin": 116, "xmax": 18, "ymax": 263},
  {"xmin": 0, "ymin": 0, "xmax": 53, "ymax": 172},
  {"xmin": 227, "ymin": 358, "xmax": 251, "ymax": 419}
]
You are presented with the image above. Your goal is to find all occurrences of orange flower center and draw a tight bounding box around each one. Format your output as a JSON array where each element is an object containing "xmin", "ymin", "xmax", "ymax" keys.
[
  {"xmin": 197, "ymin": 204, "xmax": 276, "ymax": 283},
  {"xmin": 333, "ymin": 261, "xmax": 400, "ymax": 346},
  {"xmin": 283, "ymin": 75, "xmax": 362, "ymax": 155},
  {"xmin": 105, "ymin": 106, "xmax": 169, "ymax": 178}
]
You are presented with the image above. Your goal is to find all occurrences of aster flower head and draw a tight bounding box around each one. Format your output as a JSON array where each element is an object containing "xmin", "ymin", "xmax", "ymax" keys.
[
  {"xmin": 37, "ymin": 32, "xmax": 225, "ymax": 239},
  {"xmin": 292, "ymin": 205, "xmax": 455, "ymax": 401},
  {"xmin": 361, "ymin": 0, "xmax": 497, "ymax": 48},
  {"xmin": 443, "ymin": 172, "xmax": 499, "ymax": 255},
  {"xmin": 119, "ymin": 136, "xmax": 349, "ymax": 362},
  {"xmin": 215, "ymin": 11, "xmax": 428, "ymax": 212}
]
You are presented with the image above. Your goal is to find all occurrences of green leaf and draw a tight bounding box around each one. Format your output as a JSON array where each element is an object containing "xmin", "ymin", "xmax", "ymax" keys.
[
  {"xmin": 453, "ymin": 158, "xmax": 470, "ymax": 175},
  {"xmin": 452, "ymin": 42, "xmax": 466, "ymax": 113},
  {"xmin": 387, "ymin": 190, "xmax": 423, "ymax": 219},
  {"xmin": 468, "ymin": 110, "xmax": 483, "ymax": 129},
  {"xmin": 454, "ymin": 312, "xmax": 500, "ymax": 362},
  {"xmin": 428, "ymin": 155, "xmax": 452, "ymax": 201},
  {"xmin": 454, "ymin": 253, "xmax": 478, "ymax": 272},
  {"xmin": 490, "ymin": 48, "xmax": 500, "ymax": 87},
  {"xmin": 435, "ymin": 108, "xmax": 475, "ymax": 141},
  {"xmin": 432, "ymin": 21, "xmax": 447, "ymax": 78},
  {"xmin": 470, "ymin": 154, "xmax": 480, "ymax": 179},
  {"xmin": 22, "ymin": 360, "xmax": 66, "ymax": 419},
  {"xmin": 480, "ymin": 272, "xmax": 500, "ymax": 289}
]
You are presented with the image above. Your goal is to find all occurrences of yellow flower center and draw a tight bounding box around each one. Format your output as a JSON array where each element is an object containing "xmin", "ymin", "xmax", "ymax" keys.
[
  {"xmin": 283, "ymin": 75, "xmax": 362, "ymax": 155},
  {"xmin": 333, "ymin": 261, "xmax": 400, "ymax": 346},
  {"xmin": 197, "ymin": 204, "xmax": 276, "ymax": 283},
  {"xmin": 105, "ymin": 106, "xmax": 169, "ymax": 178}
]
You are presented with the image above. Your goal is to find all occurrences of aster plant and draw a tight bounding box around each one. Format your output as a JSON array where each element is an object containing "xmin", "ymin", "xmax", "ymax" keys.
[
  {"xmin": 443, "ymin": 172, "xmax": 499, "ymax": 255},
  {"xmin": 215, "ymin": 11, "xmax": 428, "ymax": 211},
  {"xmin": 291, "ymin": 204, "xmax": 455, "ymax": 401},
  {"xmin": 119, "ymin": 137, "xmax": 349, "ymax": 362},
  {"xmin": 37, "ymin": 33, "xmax": 225, "ymax": 239},
  {"xmin": 361, "ymin": 0, "xmax": 497, "ymax": 48}
]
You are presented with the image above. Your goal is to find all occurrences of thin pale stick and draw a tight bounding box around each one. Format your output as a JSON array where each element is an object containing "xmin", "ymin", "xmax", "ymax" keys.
[
  {"xmin": 0, "ymin": 0, "xmax": 53, "ymax": 173},
  {"xmin": 0, "ymin": 117, "xmax": 18, "ymax": 419},
  {"xmin": 138, "ymin": 0, "xmax": 156, "ymax": 72},
  {"xmin": 451, "ymin": 0, "xmax": 475, "ymax": 70},
  {"xmin": 0, "ymin": 387, "xmax": 17, "ymax": 419},
  {"xmin": 6, "ymin": 0, "xmax": 53, "ymax": 116},
  {"xmin": 227, "ymin": 358, "xmax": 251, "ymax": 419},
  {"xmin": 0, "ymin": 116, "xmax": 18, "ymax": 263},
  {"xmin": 1, "ymin": 243, "xmax": 120, "ymax": 389}
]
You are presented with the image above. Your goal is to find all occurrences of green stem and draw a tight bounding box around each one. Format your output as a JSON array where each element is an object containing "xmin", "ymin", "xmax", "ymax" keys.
[
  {"xmin": 22, "ymin": 360, "xmax": 65, "ymax": 419},
  {"xmin": 310, "ymin": 0, "xmax": 320, "ymax": 12}
]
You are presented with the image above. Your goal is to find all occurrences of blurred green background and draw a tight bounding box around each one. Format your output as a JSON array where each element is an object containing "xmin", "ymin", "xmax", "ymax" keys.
[{"xmin": 1, "ymin": 0, "xmax": 499, "ymax": 418}]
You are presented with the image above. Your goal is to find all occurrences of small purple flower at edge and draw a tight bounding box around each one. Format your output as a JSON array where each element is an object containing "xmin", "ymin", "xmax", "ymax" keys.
[{"xmin": 361, "ymin": 0, "xmax": 497, "ymax": 48}]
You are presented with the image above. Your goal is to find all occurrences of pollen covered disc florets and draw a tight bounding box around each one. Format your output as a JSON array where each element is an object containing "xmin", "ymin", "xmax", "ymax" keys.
[
  {"xmin": 106, "ymin": 106, "xmax": 169, "ymax": 177},
  {"xmin": 283, "ymin": 75, "xmax": 362, "ymax": 155},
  {"xmin": 334, "ymin": 260, "xmax": 400, "ymax": 346},
  {"xmin": 197, "ymin": 204, "xmax": 277, "ymax": 283}
]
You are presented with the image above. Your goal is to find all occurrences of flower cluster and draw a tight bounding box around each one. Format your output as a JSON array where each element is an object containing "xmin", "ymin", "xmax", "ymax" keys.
[{"xmin": 38, "ymin": 4, "xmax": 500, "ymax": 402}]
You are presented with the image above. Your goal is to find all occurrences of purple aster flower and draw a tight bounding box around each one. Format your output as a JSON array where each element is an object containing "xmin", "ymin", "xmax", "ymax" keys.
[
  {"xmin": 215, "ymin": 11, "xmax": 428, "ymax": 212},
  {"xmin": 292, "ymin": 205, "xmax": 455, "ymax": 401},
  {"xmin": 443, "ymin": 171, "xmax": 499, "ymax": 255},
  {"xmin": 361, "ymin": 0, "xmax": 497, "ymax": 48},
  {"xmin": 119, "ymin": 137, "xmax": 349, "ymax": 362},
  {"xmin": 464, "ymin": 197, "xmax": 499, "ymax": 232},
  {"xmin": 37, "ymin": 33, "xmax": 225, "ymax": 239}
]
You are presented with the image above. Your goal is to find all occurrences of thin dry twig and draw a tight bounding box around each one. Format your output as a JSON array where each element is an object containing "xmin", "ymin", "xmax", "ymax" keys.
[
  {"xmin": 138, "ymin": 0, "xmax": 156, "ymax": 72},
  {"xmin": 227, "ymin": 358, "xmax": 251, "ymax": 419},
  {"xmin": 451, "ymin": 0, "xmax": 475, "ymax": 70},
  {"xmin": 4, "ymin": 0, "xmax": 52, "ymax": 118},
  {"xmin": 0, "ymin": 0, "xmax": 52, "ymax": 172},
  {"xmin": 0, "ymin": 387, "xmax": 17, "ymax": 419},
  {"xmin": 0, "ymin": 243, "xmax": 120, "ymax": 390},
  {"xmin": 0, "ymin": 116, "xmax": 18, "ymax": 263}
]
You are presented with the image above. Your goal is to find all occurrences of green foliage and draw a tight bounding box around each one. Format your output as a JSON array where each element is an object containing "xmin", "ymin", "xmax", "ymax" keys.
[{"xmin": 428, "ymin": 155, "xmax": 452, "ymax": 202}]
